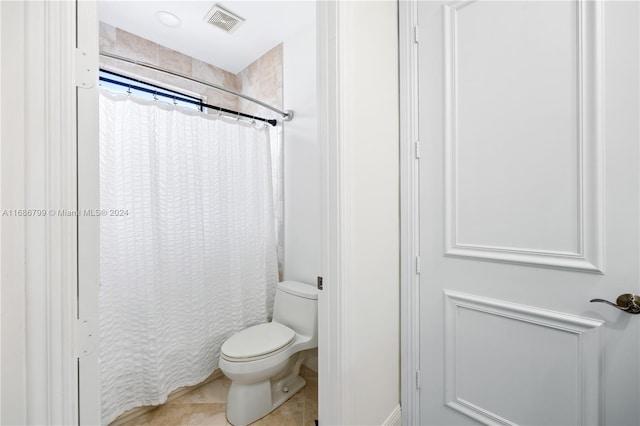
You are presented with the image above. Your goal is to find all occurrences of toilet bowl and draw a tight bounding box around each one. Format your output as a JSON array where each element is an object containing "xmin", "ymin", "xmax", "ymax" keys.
[{"xmin": 219, "ymin": 280, "xmax": 318, "ymax": 426}]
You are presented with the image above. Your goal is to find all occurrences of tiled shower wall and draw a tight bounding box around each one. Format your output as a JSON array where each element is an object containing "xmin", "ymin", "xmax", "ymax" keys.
[
  {"xmin": 236, "ymin": 46, "xmax": 283, "ymax": 118},
  {"xmin": 98, "ymin": 22, "xmax": 283, "ymax": 120}
]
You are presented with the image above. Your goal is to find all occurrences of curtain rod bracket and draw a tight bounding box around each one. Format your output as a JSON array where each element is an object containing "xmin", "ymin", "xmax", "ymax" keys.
[{"xmin": 282, "ymin": 110, "xmax": 294, "ymax": 122}]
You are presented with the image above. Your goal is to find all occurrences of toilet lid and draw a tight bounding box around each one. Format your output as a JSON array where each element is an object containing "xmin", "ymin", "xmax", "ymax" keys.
[{"xmin": 221, "ymin": 322, "xmax": 296, "ymax": 361}]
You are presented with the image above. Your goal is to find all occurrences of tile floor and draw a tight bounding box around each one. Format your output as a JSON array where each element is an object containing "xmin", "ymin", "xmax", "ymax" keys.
[{"xmin": 120, "ymin": 366, "xmax": 318, "ymax": 426}]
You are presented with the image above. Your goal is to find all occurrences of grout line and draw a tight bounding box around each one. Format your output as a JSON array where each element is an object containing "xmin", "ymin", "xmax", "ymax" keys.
[{"xmin": 109, "ymin": 369, "xmax": 225, "ymax": 426}]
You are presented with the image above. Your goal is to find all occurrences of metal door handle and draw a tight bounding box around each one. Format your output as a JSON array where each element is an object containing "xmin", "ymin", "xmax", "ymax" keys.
[{"xmin": 590, "ymin": 294, "xmax": 640, "ymax": 314}]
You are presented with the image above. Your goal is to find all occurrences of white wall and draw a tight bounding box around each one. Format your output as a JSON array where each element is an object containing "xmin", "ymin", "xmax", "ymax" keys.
[
  {"xmin": 282, "ymin": 21, "xmax": 321, "ymax": 287},
  {"xmin": 341, "ymin": 2, "xmax": 399, "ymax": 422},
  {"xmin": 282, "ymin": 15, "xmax": 320, "ymax": 374},
  {"xmin": 318, "ymin": 1, "xmax": 400, "ymax": 424}
]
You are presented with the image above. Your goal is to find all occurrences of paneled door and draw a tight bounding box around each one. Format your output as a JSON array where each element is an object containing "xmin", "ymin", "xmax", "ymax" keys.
[{"xmin": 418, "ymin": 1, "xmax": 639, "ymax": 424}]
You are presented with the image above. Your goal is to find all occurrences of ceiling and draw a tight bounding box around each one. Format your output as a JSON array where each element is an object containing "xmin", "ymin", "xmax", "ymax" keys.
[{"xmin": 98, "ymin": 1, "xmax": 315, "ymax": 74}]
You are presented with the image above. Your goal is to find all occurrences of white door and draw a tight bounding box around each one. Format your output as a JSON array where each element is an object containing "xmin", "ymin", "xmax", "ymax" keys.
[{"xmin": 418, "ymin": 1, "xmax": 639, "ymax": 424}]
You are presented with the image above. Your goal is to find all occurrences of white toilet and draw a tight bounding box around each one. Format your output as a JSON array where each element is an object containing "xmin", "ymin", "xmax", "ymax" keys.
[{"xmin": 219, "ymin": 280, "xmax": 318, "ymax": 425}]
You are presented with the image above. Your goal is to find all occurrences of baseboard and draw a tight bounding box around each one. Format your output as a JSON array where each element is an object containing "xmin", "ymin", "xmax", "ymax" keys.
[
  {"xmin": 382, "ymin": 404, "xmax": 402, "ymax": 426},
  {"xmin": 109, "ymin": 369, "xmax": 225, "ymax": 426}
]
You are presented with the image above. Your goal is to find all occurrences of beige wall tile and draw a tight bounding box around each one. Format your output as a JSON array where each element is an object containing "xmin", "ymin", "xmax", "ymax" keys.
[
  {"xmin": 115, "ymin": 28, "xmax": 158, "ymax": 65},
  {"xmin": 192, "ymin": 59, "xmax": 227, "ymax": 86},
  {"xmin": 237, "ymin": 44, "xmax": 283, "ymax": 117},
  {"xmin": 158, "ymin": 46, "xmax": 192, "ymax": 76},
  {"xmin": 203, "ymin": 88, "xmax": 235, "ymax": 111},
  {"xmin": 99, "ymin": 22, "xmax": 116, "ymax": 53},
  {"xmin": 223, "ymin": 71, "xmax": 240, "ymax": 93}
]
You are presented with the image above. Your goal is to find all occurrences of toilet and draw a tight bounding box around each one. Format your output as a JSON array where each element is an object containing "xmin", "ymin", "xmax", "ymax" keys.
[{"xmin": 219, "ymin": 280, "xmax": 318, "ymax": 425}]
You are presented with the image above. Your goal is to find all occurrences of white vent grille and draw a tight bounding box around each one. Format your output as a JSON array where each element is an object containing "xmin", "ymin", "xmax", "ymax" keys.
[{"xmin": 204, "ymin": 5, "xmax": 244, "ymax": 34}]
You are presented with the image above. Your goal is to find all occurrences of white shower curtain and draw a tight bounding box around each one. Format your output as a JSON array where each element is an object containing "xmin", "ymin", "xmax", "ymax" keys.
[{"xmin": 98, "ymin": 90, "xmax": 280, "ymax": 424}]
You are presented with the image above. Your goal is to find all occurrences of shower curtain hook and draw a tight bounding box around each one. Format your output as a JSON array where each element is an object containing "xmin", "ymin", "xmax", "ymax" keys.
[
  {"xmin": 126, "ymin": 84, "xmax": 131, "ymax": 95},
  {"xmin": 216, "ymin": 108, "xmax": 221, "ymax": 117},
  {"xmin": 235, "ymin": 111, "xmax": 240, "ymax": 121}
]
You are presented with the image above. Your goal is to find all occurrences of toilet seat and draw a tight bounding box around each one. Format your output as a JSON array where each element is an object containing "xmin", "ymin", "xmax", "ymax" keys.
[{"xmin": 221, "ymin": 322, "xmax": 296, "ymax": 362}]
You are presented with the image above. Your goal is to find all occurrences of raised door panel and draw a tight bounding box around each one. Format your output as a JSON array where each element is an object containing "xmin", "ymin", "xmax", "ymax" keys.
[
  {"xmin": 444, "ymin": 291, "xmax": 602, "ymax": 425},
  {"xmin": 444, "ymin": 0, "xmax": 603, "ymax": 272}
]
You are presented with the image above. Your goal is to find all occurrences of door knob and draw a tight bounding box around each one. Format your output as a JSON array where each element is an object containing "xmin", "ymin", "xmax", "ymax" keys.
[{"xmin": 590, "ymin": 294, "xmax": 640, "ymax": 314}]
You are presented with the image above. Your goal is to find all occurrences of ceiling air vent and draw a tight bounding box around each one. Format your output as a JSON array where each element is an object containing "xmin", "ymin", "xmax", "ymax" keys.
[{"xmin": 204, "ymin": 5, "xmax": 244, "ymax": 34}]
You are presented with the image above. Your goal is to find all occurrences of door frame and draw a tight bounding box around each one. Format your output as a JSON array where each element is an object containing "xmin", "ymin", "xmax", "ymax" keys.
[
  {"xmin": 72, "ymin": 1, "xmax": 344, "ymax": 424},
  {"xmin": 1, "ymin": 0, "xmax": 380, "ymax": 423},
  {"xmin": 399, "ymin": 0, "xmax": 421, "ymax": 424},
  {"xmin": 0, "ymin": 1, "xmax": 404, "ymax": 424},
  {"xmin": 0, "ymin": 1, "xmax": 79, "ymax": 424},
  {"xmin": 316, "ymin": 1, "xmax": 346, "ymax": 423},
  {"xmin": 76, "ymin": 0, "xmax": 102, "ymax": 423}
]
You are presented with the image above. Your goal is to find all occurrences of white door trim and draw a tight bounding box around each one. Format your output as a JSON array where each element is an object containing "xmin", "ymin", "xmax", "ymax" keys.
[
  {"xmin": 317, "ymin": 1, "xmax": 347, "ymax": 423},
  {"xmin": 1, "ymin": 1, "xmax": 79, "ymax": 424},
  {"xmin": 399, "ymin": 0, "xmax": 421, "ymax": 424},
  {"xmin": 1, "ymin": 3, "xmax": 27, "ymax": 423},
  {"xmin": 76, "ymin": 0, "xmax": 101, "ymax": 423}
]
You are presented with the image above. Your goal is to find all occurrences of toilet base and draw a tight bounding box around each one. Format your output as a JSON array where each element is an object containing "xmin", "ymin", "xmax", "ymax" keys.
[
  {"xmin": 226, "ymin": 376, "xmax": 306, "ymax": 426},
  {"xmin": 271, "ymin": 374, "xmax": 306, "ymax": 414},
  {"xmin": 225, "ymin": 355, "xmax": 307, "ymax": 426}
]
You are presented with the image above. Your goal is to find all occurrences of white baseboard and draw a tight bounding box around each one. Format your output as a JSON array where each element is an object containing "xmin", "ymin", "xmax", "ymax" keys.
[{"xmin": 382, "ymin": 404, "xmax": 402, "ymax": 426}]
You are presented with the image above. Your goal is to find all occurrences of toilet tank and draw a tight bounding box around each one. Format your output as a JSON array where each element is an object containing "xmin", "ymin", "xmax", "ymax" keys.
[{"xmin": 272, "ymin": 281, "xmax": 318, "ymax": 341}]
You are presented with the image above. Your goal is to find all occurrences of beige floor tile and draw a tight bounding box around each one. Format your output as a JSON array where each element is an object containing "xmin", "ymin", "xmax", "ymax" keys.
[
  {"xmin": 170, "ymin": 377, "xmax": 232, "ymax": 405},
  {"xmin": 118, "ymin": 367, "xmax": 317, "ymax": 426},
  {"xmin": 123, "ymin": 403, "xmax": 226, "ymax": 426},
  {"xmin": 252, "ymin": 392, "xmax": 304, "ymax": 426},
  {"xmin": 184, "ymin": 409, "xmax": 231, "ymax": 426}
]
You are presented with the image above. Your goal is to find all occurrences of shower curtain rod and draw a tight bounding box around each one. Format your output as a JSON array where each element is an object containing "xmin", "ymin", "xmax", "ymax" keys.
[
  {"xmin": 99, "ymin": 71, "xmax": 278, "ymax": 126},
  {"xmin": 99, "ymin": 51, "xmax": 294, "ymax": 122}
]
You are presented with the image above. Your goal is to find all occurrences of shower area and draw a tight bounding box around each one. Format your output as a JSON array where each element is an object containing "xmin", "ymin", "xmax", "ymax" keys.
[{"xmin": 94, "ymin": 2, "xmax": 319, "ymax": 424}]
